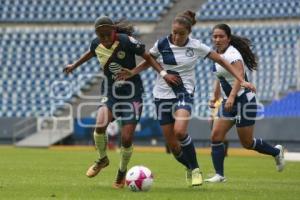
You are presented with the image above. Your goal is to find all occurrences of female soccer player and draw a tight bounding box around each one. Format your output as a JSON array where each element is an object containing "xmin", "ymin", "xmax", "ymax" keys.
[
  {"xmin": 117, "ymin": 11, "xmax": 255, "ymax": 187},
  {"xmin": 63, "ymin": 16, "xmax": 176, "ymax": 188},
  {"xmin": 204, "ymin": 24, "xmax": 285, "ymax": 183}
]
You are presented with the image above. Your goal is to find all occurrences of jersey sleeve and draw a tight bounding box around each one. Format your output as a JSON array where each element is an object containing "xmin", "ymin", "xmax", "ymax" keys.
[
  {"xmin": 149, "ymin": 41, "xmax": 160, "ymax": 58},
  {"xmin": 195, "ymin": 41, "xmax": 212, "ymax": 59},
  {"xmin": 89, "ymin": 38, "xmax": 99, "ymax": 57},
  {"xmin": 226, "ymin": 49, "xmax": 243, "ymax": 64},
  {"xmin": 127, "ymin": 36, "xmax": 145, "ymax": 56}
]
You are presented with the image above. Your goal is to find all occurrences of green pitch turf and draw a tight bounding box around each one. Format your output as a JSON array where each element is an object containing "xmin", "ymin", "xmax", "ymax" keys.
[{"xmin": 1, "ymin": 146, "xmax": 299, "ymax": 200}]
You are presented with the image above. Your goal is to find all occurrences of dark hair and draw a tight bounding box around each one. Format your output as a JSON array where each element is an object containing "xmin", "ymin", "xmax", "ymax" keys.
[
  {"xmin": 94, "ymin": 16, "xmax": 135, "ymax": 36},
  {"xmin": 114, "ymin": 19, "xmax": 135, "ymax": 36},
  {"xmin": 174, "ymin": 10, "xmax": 197, "ymax": 32},
  {"xmin": 213, "ymin": 24, "xmax": 258, "ymax": 71}
]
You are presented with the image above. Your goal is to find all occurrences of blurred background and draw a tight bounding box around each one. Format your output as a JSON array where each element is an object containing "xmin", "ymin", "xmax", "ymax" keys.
[{"xmin": 0, "ymin": 0, "xmax": 299, "ymax": 151}]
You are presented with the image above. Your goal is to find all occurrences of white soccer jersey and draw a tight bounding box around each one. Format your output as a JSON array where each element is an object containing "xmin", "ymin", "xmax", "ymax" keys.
[
  {"xmin": 213, "ymin": 45, "xmax": 253, "ymax": 98},
  {"xmin": 150, "ymin": 35, "xmax": 211, "ymax": 99}
]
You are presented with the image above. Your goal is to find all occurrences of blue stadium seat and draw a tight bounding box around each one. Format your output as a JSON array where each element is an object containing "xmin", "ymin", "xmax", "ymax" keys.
[
  {"xmin": 197, "ymin": 0, "xmax": 300, "ymax": 21},
  {"xmin": 0, "ymin": 0, "xmax": 175, "ymax": 22},
  {"xmin": 0, "ymin": 27, "xmax": 99, "ymax": 117}
]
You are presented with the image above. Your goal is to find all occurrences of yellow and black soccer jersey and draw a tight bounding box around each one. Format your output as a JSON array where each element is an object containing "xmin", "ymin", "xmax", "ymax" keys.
[{"xmin": 90, "ymin": 33, "xmax": 145, "ymax": 97}]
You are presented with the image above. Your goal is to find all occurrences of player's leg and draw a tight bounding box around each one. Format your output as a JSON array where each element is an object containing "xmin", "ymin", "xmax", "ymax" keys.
[
  {"xmin": 161, "ymin": 123, "xmax": 192, "ymax": 185},
  {"xmin": 113, "ymin": 123, "xmax": 137, "ymax": 188},
  {"xmin": 236, "ymin": 95, "xmax": 284, "ymax": 172},
  {"xmin": 236, "ymin": 125, "xmax": 285, "ymax": 172},
  {"xmin": 210, "ymin": 117, "xmax": 229, "ymax": 157},
  {"xmin": 86, "ymin": 106, "xmax": 113, "ymax": 178},
  {"xmin": 173, "ymin": 109, "xmax": 202, "ymax": 186},
  {"xmin": 162, "ymin": 123, "xmax": 190, "ymax": 169},
  {"xmin": 156, "ymin": 97, "xmax": 192, "ymax": 185},
  {"xmin": 113, "ymin": 98, "xmax": 142, "ymax": 188},
  {"xmin": 205, "ymin": 118, "xmax": 233, "ymax": 183}
]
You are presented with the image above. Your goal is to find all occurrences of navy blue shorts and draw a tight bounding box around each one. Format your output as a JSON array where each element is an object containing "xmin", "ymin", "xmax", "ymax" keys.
[
  {"xmin": 100, "ymin": 95, "xmax": 143, "ymax": 125},
  {"xmin": 154, "ymin": 94, "xmax": 194, "ymax": 125},
  {"xmin": 218, "ymin": 92, "xmax": 257, "ymax": 127}
]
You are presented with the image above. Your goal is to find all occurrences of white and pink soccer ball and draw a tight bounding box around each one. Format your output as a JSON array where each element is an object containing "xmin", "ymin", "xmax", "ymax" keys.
[{"xmin": 125, "ymin": 165, "xmax": 153, "ymax": 192}]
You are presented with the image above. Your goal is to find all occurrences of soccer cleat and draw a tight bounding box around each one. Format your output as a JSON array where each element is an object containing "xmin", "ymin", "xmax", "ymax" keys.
[
  {"xmin": 191, "ymin": 168, "xmax": 203, "ymax": 186},
  {"xmin": 274, "ymin": 144, "xmax": 285, "ymax": 172},
  {"xmin": 204, "ymin": 174, "xmax": 227, "ymax": 183},
  {"xmin": 86, "ymin": 156, "xmax": 109, "ymax": 178},
  {"xmin": 186, "ymin": 168, "xmax": 192, "ymax": 186},
  {"xmin": 112, "ymin": 169, "xmax": 127, "ymax": 189}
]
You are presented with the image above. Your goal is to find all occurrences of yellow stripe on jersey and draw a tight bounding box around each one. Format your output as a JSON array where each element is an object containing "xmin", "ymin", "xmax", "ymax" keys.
[{"xmin": 95, "ymin": 41, "xmax": 120, "ymax": 69}]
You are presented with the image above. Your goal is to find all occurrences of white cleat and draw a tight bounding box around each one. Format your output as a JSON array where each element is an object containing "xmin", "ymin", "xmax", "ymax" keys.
[
  {"xmin": 191, "ymin": 168, "xmax": 203, "ymax": 186},
  {"xmin": 204, "ymin": 174, "xmax": 227, "ymax": 183},
  {"xmin": 274, "ymin": 144, "xmax": 285, "ymax": 172}
]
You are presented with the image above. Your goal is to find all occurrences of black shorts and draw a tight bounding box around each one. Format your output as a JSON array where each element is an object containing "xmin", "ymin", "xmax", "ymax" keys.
[
  {"xmin": 218, "ymin": 92, "xmax": 257, "ymax": 127},
  {"xmin": 100, "ymin": 95, "xmax": 143, "ymax": 125},
  {"xmin": 154, "ymin": 94, "xmax": 194, "ymax": 125}
]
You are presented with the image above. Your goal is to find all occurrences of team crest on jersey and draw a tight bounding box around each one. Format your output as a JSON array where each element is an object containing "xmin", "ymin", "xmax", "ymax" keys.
[
  {"xmin": 117, "ymin": 51, "xmax": 126, "ymax": 59},
  {"xmin": 185, "ymin": 48, "xmax": 194, "ymax": 57}
]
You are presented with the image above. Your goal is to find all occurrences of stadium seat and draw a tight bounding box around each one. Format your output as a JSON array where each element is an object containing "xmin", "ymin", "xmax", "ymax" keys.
[
  {"xmin": 197, "ymin": 0, "xmax": 300, "ymax": 21},
  {"xmin": 0, "ymin": 0, "xmax": 175, "ymax": 22}
]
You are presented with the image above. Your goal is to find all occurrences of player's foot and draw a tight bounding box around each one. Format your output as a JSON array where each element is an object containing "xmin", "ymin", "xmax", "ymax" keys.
[
  {"xmin": 191, "ymin": 168, "xmax": 203, "ymax": 186},
  {"xmin": 274, "ymin": 144, "xmax": 285, "ymax": 172},
  {"xmin": 86, "ymin": 156, "xmax": 109, "ymax": 178},
  {"xmin": 204, "ymin": 174, "xmax": 227, "ymax": 183},
  {"xmin": 186, "ymin": 168, "xmax": 192, "ymax": 186},
  {"xmin": 112, "ymin": 169, "xmax": 126, "ymax": 189}
]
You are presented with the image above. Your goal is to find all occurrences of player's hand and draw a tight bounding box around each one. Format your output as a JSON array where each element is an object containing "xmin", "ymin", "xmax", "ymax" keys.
[
  {"xmin": 209, "ymin": 99, "xmax": 217, "ymax": 109},
  {"xmin": 163, "ymin": 74, "xmax": 182, "ymax": 86},
  {"xmin": 241, "ymin": 81, "xmax": 256, "ymax": 93},
  {"xmin": 224, "ymin": 96, "xmax": 234, "ymax": 112},
  {"xmin": 116, "ymin": 68, "xmax": 135, "ymax": 81},
  {"xmin": 63, "ymin": 64, "xmax": 75, "ymax": 74}
]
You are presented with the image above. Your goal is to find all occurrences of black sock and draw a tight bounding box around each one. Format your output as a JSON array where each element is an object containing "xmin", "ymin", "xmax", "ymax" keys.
[
  {"xmin": 180, "ymin": 134, "xmax": 199, "ymax": 170},
  {"xmin": 173, "ymin": 150, "xmax": 190, "ymax": 169},
  {"xmin": 252, "ymin": 138, "xmax": 280, "ymax": 157},
  {"xmin": 211, "ymin": 141, "xmax": 225, "ymax": 176}
]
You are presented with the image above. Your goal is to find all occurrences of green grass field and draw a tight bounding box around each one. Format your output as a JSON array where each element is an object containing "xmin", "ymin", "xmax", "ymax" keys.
[{"xmin": 1, "ymin": 146, "xmax": 300, "ymax": 200}]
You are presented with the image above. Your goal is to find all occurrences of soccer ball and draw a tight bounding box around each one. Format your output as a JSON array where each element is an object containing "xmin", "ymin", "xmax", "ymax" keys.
[{"xmin": 125, "ymin": 165, "xmax": 153, "ymax": 192}]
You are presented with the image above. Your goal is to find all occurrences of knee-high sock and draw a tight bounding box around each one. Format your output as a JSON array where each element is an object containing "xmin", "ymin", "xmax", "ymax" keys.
[
  {"xmin": 173, "ymin": 150, "xmax": 190, "ymax": 169},
  {"xmin": 252, "ymin": 138, "xmax": 279, "ymax": 157},
  {"xmin": 94, "ymin": 130, "xmax": 107, "ymax": 159},
  {"xmin": 211, "ymin": 141, "xmax": 225, "ymax": 176},
  {"xmin": 119, "ymin": 145, "xmax": 133, "ymax": 172},
  {"xmin": 180, "ymin": 134, "xmax": 199, "ymax": 170}
]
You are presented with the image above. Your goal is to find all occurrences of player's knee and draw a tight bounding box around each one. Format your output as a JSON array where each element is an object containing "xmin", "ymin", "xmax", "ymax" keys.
[
  {"xmin": 210, "ymin": 130, "xmax": 222, "ymax": 142},
  {"xmin": 174, "ymin": 129, "xmax": 186, "ymax": 140},
  {"xmin": 121, "ymin": 135, "xmax": 133, "ymax": 148}
]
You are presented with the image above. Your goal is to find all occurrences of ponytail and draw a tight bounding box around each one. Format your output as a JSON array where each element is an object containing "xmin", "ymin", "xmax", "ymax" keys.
[{"xmin": 230, "ymin": 35, "xmax": 258, "ymax": 71}]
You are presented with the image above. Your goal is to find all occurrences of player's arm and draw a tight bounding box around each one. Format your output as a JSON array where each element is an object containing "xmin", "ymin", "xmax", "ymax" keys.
[
  {"xmin": 116, "ymin": 56, "xmax": 151, "ymax": 80},
  {"xmin": 117, "ymin": 52, "xmax": 181, "ymax": 86},
  {"xmin": 208, "ymin": 51, "xmax": 256, "ymax": 92},
  {"xmin": 141, "ymin": 52, "xmax": 181, "ymax": 85},
  {"xmin": 63, "ymin": 50, "xmax": 94, "ymax": 74},
  {"xmin": 225, "ymin": 60, "xmax": 244, "ymax": 111}
]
